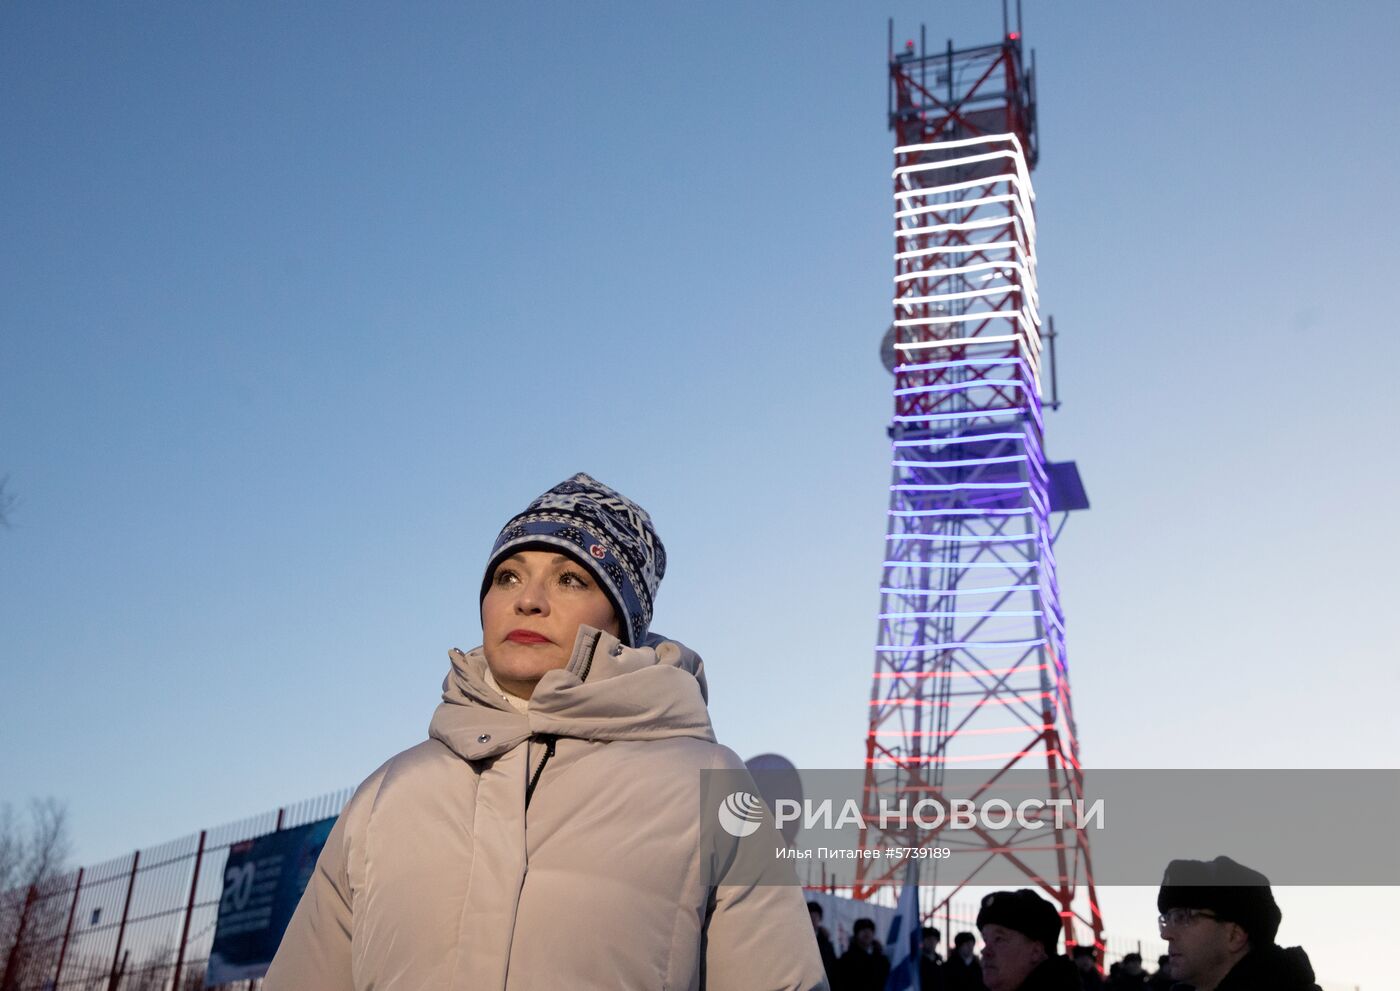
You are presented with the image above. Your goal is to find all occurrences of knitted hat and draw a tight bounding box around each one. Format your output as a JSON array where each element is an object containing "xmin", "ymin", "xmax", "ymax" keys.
[
  {"xmin": 480, "ymin": 473, "xmax": 665, "ymax": 647},
  {"xmin": 1157, "ymin": 856, "xmax": 1281, "ymax": 946},
  {"xmin": 976, "ymin": 889, "xmax": 1061, "ymax": 955}
]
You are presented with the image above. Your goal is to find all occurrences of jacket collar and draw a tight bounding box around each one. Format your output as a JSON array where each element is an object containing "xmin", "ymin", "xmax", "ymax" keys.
[{"xmin": 428, "ymin": 626, "xmax": 715, "ymax": 761}]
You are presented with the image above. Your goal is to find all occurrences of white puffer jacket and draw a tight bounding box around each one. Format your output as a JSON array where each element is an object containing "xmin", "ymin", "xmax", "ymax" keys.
[{"xmin": 264, "ymin": 626, "xmax": 828, "ymax": 991}]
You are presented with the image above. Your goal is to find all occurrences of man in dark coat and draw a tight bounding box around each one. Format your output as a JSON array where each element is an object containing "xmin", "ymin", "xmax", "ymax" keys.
[
  {"xmin": 1071, "ymin": 945, "xmax": 1104, "ymax": 989},
  {"xmin": 943, "ymin": 931, "xmax": 986, "ymax": 991},
  {"xmin": 1105, "ymin": 952, "xmax": 1146, "ymax": 989},
  {"xmin": 920, "ymin": 926, "xmax": 947, "ymax": 991},
  {"xmin": 808, "ymin": 901, "xmax": 839, "ymax": 987},
  {"xmin": 836, "ymin": 917, "xmax": 891, "ymax": 991},
  {"xmin": 1156, "ymin": 855, "xmax": 1321, "ymax": 991},
  {"xmin": 977, "ymin": 889, "xmax": 1080, "ymax": 991},
  {"xmin": 1145, "ymin": 955, "xmax": 1172, "ymax": 990}
]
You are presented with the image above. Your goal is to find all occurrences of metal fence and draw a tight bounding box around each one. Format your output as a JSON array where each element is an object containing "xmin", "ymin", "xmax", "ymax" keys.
[
  {"xmin": 1, "ymin": 788, "xmax": 350, "ymax": 991},
  {"xmin": 4, "ymin": 787, "xmax": 1169, "ymax": 991}
]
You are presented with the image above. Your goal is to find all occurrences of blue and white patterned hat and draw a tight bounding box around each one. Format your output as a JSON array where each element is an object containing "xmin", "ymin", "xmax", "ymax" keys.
[{"xmin": 480, "ymin": 473, "xmax": 666, "ymax": 647}]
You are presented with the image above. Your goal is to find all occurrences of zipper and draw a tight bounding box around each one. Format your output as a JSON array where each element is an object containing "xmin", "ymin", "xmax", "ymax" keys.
[
  {"xmin": 523, "ymin": 630, "xmax": 601, "ymax": 809},
  {"xmin": 524, "ymin": 734, "xmax": 557, "ymax": 809},
  {"xmin": 573, "ymin": 629, "xmax": 602, "ymax": 683}
]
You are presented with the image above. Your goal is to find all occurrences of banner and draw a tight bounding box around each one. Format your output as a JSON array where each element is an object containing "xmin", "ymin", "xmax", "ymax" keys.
[
  {"xmin": 700, "ymin": 769, "xmax": 1400, "ymax": 887},
  {"xmin": 206, "ymin": 816, "xmax": 336, "ymax": 986}
]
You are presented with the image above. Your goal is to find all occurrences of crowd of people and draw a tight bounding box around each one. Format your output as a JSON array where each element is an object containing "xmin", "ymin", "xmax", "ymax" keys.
[{"xmin": 808, "ymin": 856, "xmax": 1321, "ymax": 991}]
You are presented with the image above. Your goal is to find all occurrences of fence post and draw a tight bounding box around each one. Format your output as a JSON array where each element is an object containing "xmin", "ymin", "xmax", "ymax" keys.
[
  {"xmin": 107, "ymin": 851, "xmax": 140, "ymax": 991},
  {"xmin": 170, "ymin": 831, "xmax": 206, "ymax": 991},
  {"xmin": 0, "ymin": 883, "xmax": 39, "ymax": 991},
  {"xmin": 274, "ymin": 807, "xmax": 285, "ymax": 831},
  {"xmin": 108, "ymin": 949, "xmax": 128, "ymax": 991},
  {"xmin": 53, "ymin": 866, "xmax": 84, "ymax": 988}
]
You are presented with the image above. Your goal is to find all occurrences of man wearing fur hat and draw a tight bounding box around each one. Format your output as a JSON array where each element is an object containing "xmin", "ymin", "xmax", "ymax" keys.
[
  {"xmin": 1156, "ymin": 856, "xmax": 1321, "ymax": 990},
  {"xmin": 976, "ymin": 889, "xmax": 1080, "ymax": 991}
]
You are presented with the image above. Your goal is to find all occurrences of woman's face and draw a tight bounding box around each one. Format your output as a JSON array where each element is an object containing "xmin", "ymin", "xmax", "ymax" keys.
[{"xmin": 481, "ymin": 549, "xmax": 620, "ymax": 699}]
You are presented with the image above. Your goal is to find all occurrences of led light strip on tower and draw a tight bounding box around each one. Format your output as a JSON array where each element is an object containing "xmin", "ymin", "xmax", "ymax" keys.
[{"xmin": 875, "ymin": 694, "xmax": 1054, "ymax": 709}]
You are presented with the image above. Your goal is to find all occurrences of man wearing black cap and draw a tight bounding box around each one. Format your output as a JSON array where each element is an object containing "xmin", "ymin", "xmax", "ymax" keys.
[
  {"xmin": 836, "ymin": 917, "xmax": 891, "ymax": 991},
  {"xmin": 1070, "ymin": 945, "xmax": 1104, "ymax": 989},
  {"xmin": 1156, "ymin": 856, "xmax": 1321, "ymax": 990},
  {"xmin": 943, "ymin": 931, "xmax": 986, "ymax": 991},
  {"xmin": 976, "ymin": 889, "xmax": 1080, "ymax": 991}
]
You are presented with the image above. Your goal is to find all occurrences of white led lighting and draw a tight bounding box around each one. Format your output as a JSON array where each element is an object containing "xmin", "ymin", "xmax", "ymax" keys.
[
  {"xmin": 895, "ymin": 168, "xmax": 1034, "ymax": 215},
  {"xmin": 895, "ymin": 259, "xmax": 1030, "ymax": 284},
  {"xmin": 895, "ymin": 214, "xmax": 1021, "ymax": 240},
  {"xmin": 895, "ymin": 239, "xmax": 1026, "ymax": 261},
  {"xmin": 895, "ymin": 193, "xmax": 1017, "ymax": 219},
  {"xmin": 892, "ymin": 149, "xmax": 1019, "ymax": 179},
  {"xmin": 893, "ymin": 134, "xmax": 1035, "ymax": 197},
  {"xmin": 894, "ymin": 360, "xmax": 1028, "ymax": 378},
  {"xmin": 895, "ymin": 285, "xmax": 1027, "ymax": 307},
  {"xmin": 894, "ymin": 131, "xmax": 1027, "ymax": 157},
  {"xmin": 893, "ymin": 332, "xmax": 1022, "ymax": 350}
]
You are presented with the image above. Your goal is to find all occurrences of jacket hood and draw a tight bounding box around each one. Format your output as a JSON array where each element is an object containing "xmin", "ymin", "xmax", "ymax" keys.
[{"xmin": 428, "ymin": 626, "xmax": 715, "ymax": 761}]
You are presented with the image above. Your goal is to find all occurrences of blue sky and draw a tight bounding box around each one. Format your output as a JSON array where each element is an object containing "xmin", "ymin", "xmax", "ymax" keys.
[{"xmin": 3, "ymin": 2, "xmax": 1398, "ymax": 986}]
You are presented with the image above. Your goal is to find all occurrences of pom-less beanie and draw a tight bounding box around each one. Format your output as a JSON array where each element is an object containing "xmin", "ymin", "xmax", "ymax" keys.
[
  {"xmin": 481, "ymin": 473, "xmax": 665, "ymax": 647},
  {"xmin": 976, "ymin": 889, "xmax": 1062, "ymax": 955},
  {"xmin": 1157, "ymin": 856, "xmax": 1282, "ymax": 946}
]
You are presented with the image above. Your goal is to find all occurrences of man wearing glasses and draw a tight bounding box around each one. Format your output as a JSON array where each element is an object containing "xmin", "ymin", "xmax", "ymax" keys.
[{"xmin": 1156, "ymin": 856, "xmax": 1321, "ymax": 990}]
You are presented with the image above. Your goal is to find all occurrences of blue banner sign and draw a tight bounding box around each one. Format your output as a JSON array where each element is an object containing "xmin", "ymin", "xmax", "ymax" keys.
[{"xmin": 206, "ymin": 816, "xmax": 336, "ymax": 986}]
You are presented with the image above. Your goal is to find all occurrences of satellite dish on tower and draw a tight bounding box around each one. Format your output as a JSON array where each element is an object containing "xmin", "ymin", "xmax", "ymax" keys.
[
  {"xmin": 743, "ymin": 753, "xmax": 803, "ymax": 845},
  {"xmin": 880, "ymin": 324, "xmax": 900, "ymax": 375}
]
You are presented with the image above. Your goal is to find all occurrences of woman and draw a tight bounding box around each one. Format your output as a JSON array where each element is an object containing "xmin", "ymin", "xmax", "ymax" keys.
[{"xmin": 264, "ymin": 473, "xmax": 827, "ymax": 990}]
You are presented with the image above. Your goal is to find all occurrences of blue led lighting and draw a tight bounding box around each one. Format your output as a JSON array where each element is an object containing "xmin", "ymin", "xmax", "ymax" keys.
[
  {"xmin": 894, "ymin": 408, "xmax": 1028, "ymax": 424},
  {"xmin": 886, "ymin": 532, "xmax": 1033, "ymax": 543},
  {"xmin": 878, "ymin": 610, "xmax": 1043, "ymax": 619},
  {"xmin": 896, "ymin": 361, "xmax": 1030, "ymax": 378},
  {"xmin": 876, "ymin": 639, "xmax": 1048, "ymax": 652},
  {"xmin": 891, "ymin": 456, "xmax": 1029, "ymax": 470},
  {"xmin": 879, "ymin": 585, "xmax": 1041, "ymax": 597},
  {"xmin": 889, "ymin": 508, "xmax": 1033, "ymax": 517},
  {"xmin": 893, "ymin": 482, "xmax": 1031, "ymax": 492},
  {"xmin": 893, "ymin": 379, "xmax": 1027, "ymax": 398},
  {"xmin": 894, "ymin": 357, "xmax": 1029, "ymax": 375},
  {"xmin": 883, "ymin": 561, "xmax": 1041, "ymax": 569},
  {"xmin": 892, "ymin": 432, "xmax": 1027, "ymax": 448}
]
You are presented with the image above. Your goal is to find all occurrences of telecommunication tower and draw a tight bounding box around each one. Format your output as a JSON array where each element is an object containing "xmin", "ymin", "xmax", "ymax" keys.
[{"xmin": 856, "ymin": 12, "xmax": 1103, "ymax": 953}]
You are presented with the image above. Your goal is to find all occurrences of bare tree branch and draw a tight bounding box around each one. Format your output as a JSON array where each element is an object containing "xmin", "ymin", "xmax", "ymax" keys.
[
  {"xmin": 0, "ymin": 476, "xmax": 15, "ymax": 530},
  {"xmin": 21, "ymin": 801, "xmax": 68, "ymax": 888},
  {"xmin": 0, "ymin": 806, "xmax": 20, "ymax": 896},
  {"xmin": 0, "ymin": 799, "xmax": 73, "ymax": 989}
]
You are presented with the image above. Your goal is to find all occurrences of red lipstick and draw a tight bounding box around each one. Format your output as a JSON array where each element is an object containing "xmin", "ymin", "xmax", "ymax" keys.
[{"xmin": 506, "ymin": 629, "xmax": 551, "ymax": 644}]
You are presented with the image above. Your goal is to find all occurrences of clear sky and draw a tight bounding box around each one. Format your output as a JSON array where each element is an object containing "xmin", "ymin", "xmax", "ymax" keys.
[{"xmin": 2, "ymin": 1, "xmax": 1397, "ymax": 987}]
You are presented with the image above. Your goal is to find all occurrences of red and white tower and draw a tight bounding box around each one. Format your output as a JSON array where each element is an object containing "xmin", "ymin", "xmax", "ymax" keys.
[{"xmin": 856, "ymin": 19, "xmax": 1103, "ymax": 954}]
